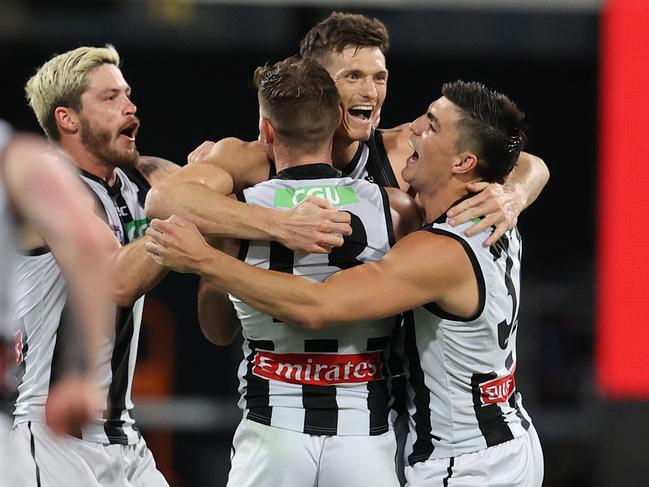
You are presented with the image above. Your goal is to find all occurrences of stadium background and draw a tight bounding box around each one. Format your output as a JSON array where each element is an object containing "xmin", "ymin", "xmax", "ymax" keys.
[{"xmin": 1, "ymin": 0, "xmax": 646, "ymax": 485}]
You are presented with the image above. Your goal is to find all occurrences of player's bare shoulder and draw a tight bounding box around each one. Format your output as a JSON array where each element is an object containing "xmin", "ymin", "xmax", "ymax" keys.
[
  {"xmin": 188, "ymin": 137, "xmax": 272, "ymax": 188},
  {"xmin": 380, "ymin": 123, "xmax": 412, "ymax": 191},
  {"xmin": 384, "ymin": 186, "xmax": 421, "ymax": 240},
  {"xmin": 136, "ymin": 156, "xmax": 180, "ymax": 187}
]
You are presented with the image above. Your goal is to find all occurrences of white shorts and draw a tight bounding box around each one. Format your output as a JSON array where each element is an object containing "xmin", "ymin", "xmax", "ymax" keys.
[
  {"xmin": 227, "ymin": 418, "xmax": 400, "ymax": 487},
  {"xmin": 11, "ymin": 421, "xmax": 169, "ymax": 487},
  {"xmin": 0, "ymin": 415, "xmax": 32, "ymax": 487},
  {"xmin": 404, "ymin": 425, "xmax": 543, "ymax": 487}
]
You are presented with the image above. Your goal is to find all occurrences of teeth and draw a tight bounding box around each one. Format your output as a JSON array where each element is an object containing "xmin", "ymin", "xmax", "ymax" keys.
[{"xmin": 350, "ymin": 105, "xmax": 373, "ymax": 111}]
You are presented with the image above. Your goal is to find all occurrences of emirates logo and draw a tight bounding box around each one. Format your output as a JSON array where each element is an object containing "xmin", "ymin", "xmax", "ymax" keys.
[{"xmin": 252, "ymin": 351, "xmax": 383, "ymax": 386}]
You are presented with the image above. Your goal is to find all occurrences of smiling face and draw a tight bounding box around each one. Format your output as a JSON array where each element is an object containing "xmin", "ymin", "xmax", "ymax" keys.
[
  {"xmin": 76, "ymin": 63, "xmax": 140, "ymax": 168},
  {"xmin": 402, "ymin": 96, "xmax": 467, "ymax": 195},
  {"xmin": 321, "ymin": 46, "xmax": 388, "ymax": 144}
]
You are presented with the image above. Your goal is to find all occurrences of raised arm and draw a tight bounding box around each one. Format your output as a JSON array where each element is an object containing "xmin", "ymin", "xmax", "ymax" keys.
[
  {"xmin": 446, "ymin": 151, "xmax": 549, "ymax": 246},
  {"xmin": 144, "ymin": 138, "xmax": 351, "ymax": 254},
  {"xmin": 145, "ymin": 217, "xmax": 477, "ymax": 330}
]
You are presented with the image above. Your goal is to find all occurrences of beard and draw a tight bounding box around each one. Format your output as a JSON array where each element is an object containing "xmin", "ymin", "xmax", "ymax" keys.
[{"xmin": 79, "ymin": 118, "xmax": 139, "ymax": 168}]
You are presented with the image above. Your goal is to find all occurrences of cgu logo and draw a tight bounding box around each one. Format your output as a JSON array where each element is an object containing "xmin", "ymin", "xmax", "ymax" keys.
[
  {"xmin": 274, "ymin": 185, "xmax": 359, "ymax": 208},
  {"xmin": 252, "ymin": 351, "xmax": 382, "ymax": 386}
]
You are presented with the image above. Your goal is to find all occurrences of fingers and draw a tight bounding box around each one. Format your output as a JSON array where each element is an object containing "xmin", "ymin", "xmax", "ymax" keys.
[
  {"xmin": 187, "ymin": 140, "xmax": 215, "ymax": 164},
  {"xmin": 302, "ymin": 196, "xmax": 333, "ymax": 210}
]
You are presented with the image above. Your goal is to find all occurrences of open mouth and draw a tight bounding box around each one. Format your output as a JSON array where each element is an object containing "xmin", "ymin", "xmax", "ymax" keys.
[
  {"xmin": 119, "ymin": 121, "xmax": 139, "ymax": 141},
  {"xmin": 407, "ymin": 138, "xmax": 419, "ymax": 165},
  {"xmin": 348, "ymin": 105, "xmax": 373, "ymax": 122}
]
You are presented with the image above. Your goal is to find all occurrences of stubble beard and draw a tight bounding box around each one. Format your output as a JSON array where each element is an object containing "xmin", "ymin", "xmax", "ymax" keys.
[{"xmin": 79, "ymin": 118, "xmax": 139, "ymax": 169}]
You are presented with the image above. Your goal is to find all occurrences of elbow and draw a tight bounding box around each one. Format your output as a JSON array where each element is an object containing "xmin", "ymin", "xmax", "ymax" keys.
[
  {"xmin": 199, "ymin": 322, "xmax": 239, "ymax": 347},
  {"xmin": 111, "ymin": 286, "xmax": 140, "ymax": 308},
  {"xmin": 295, "ymin": 310, "xmax": 328, "ymax": 331}
]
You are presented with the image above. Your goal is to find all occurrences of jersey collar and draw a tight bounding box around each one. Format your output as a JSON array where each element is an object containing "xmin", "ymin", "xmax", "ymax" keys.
[{"xmin": 274, "ymin": 163, "xmax": 342, "ymax": 180}]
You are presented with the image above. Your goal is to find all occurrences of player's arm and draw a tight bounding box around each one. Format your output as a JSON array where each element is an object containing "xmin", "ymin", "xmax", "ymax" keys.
[
  {"xmin": 110, "ymin": 157, "xmax": 183, "ymax": 307},
  {"xmin": 197, "ymin": 236, "xmax": 241, "ymax": 346},
  {"xmin": 384, "ymin": 186, "xmax": 422, "ymax": 240},
  {"xmin": 4, "ymin": 135, "xmax": 113, "ymax": 348},
  {"xmin": 145, "ymin": 217, "xmax": 476, "ymax": 329},
  {"xmin": 144, "ymin": 138, "xmax": 351, "ymax": 254},
  {"xmin": 446, "ymin": 151, "xmax": 549, "ymax": 245},
  {"xmin": 4, "ymin": 135, "xmax": 113, "ymax": 434}
]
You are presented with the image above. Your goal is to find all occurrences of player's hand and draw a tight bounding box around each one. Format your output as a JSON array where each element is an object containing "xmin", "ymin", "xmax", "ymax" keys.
[
  {"xmin": 45, "ymin": 373, "xmax": 100, "ymax": 436},
  {"xmin": 187, "ymin": 140, "xmax": 216, "ymax": 165},
  {"xmin": 145, "ymin": 215, "xmax": 214, "ymax": 273},
  {"xmin": 446, "ymin": 182, "xmax": 524, "ymax": 246},
  {"xmin": 277, "ymin": 197, "xmax": 352, "ymax": 254}
]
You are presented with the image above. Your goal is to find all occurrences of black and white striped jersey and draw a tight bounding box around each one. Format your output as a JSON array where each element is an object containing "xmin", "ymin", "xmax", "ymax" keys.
[
  {"xmin": 12, "ymin": 167, "xmax": 149, "ymax": 445},
  {"xmin": 0, "ymin": 120, "xmax": 19, "ymax": 408},
  {"xmin": 232, "ymin": 163, "xmax": 397, "ymax": 436},
  {"xmin": 403, "ymin": 214, "xmax": 532, "ymax": 464},
  {"xmin": 341, "ymin": 129, "xmax": 399, "ymax": 189}
]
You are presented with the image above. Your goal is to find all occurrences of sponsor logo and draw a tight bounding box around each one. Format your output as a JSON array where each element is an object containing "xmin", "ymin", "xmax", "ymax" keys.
[
  {"xmin": 123, "ymin": 218, "xmax": 149, "ymax": 243},
  {"xmin": 479, "ymin": 366, "xmax": 516, "ymax": 405},
  {"xmin": 274, "ymin": 185, "xmax": 359, "ymax": 208},
  {"xmin": 252, "ymin": 351, "xmax": 382, "ymax": 386}
]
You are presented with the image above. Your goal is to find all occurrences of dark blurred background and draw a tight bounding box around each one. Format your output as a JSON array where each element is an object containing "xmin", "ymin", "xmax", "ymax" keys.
[{"xmin": 1, "ymin": 1, "xmax": 602, "ymax": 486}]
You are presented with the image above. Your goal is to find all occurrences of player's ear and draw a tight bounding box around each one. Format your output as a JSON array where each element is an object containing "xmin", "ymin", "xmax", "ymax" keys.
[
  {"xmin": 453, "ymin": 152, "xmax": 478, "ymax": 175},
  {"xmin": 260, "ymin": 117, "xmax": 275, "ymax": 145},
  {"xmin": 54, "ymin": 106, "xmax": 80, "ymax": 136}
]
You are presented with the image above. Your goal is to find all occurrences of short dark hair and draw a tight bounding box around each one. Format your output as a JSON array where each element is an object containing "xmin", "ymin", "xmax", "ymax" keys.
[
  {"xmin": 442, "ymin": 80, "xmax": 527, "ymax": 183},
  {"xmin": 254, "ymin": 57, "xmax": 340, "ymax": 154},
  {"xmin": 299, "ymin": 12, "xmax": 389, "ymax": 64}
]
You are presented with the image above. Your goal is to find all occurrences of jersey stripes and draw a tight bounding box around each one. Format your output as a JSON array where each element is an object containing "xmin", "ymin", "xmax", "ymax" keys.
[
  {"xmin": 403, "ymin": 214, "xmax": 532, "ymax": 463},
  {"xmin": 12, "ymin": 167, "xmax": 149, "ymax": 445},
  {"xmin": 231, "ymin": 163, "xmax": 396, "ymax": 436},
  {"xmin": 342, "ymin": 129, "xmax": 399, "ymax": 188}
]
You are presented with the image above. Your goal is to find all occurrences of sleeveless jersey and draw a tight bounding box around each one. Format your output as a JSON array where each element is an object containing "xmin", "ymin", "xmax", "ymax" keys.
[
  {"xmin": 403, "ymin": 215, "xmax": 532, "ymax": 463},
  {"xmin": 269, "ymin": 130, "xmax": 399, "ymax": 189},
  {"xmin": 232, "ymin": 163, "xmax": 398, "ymax": 436},
  {"xmin": 342, "ymin": 129, "xmax": 399, "ymax": 188},
  {"xmin": 0, "ymin": 121, "xmax": 18, "ymax": 410},
  {"xmin": 12, "ymin": 166, "xmax": 150, "ymax": 445}
]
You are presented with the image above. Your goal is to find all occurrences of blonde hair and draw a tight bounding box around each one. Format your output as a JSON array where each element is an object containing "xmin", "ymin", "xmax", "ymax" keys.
[{"xmin": 25, "ymin": 45, "xmax": 120, "ymax": 141}]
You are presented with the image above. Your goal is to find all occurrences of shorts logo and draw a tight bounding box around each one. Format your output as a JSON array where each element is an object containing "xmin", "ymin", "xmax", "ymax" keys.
[
  {"xmin": 479, "ymin": 366, "xmax": 516, "ymax": 405},
  {"xmin": 252, "ymin": 351, "xmax": 382, "ymax": 386}
]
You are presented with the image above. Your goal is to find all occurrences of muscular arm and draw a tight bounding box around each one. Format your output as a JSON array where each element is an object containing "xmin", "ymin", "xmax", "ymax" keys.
[
  {"xmin": 110, "ymin": 156, "xmax": 182, "ymax": 306},
  {"xmin": 145, "ymin": 220, "xmax": 477, "ymax": 330},
  {"xmin": 145, "ymin": 138, "xmax": 351, "ymax": 253}
]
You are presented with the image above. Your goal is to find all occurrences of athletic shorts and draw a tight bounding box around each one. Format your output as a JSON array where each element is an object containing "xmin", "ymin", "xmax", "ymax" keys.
[
  {"xmin": 0, "ymin": 415, "xmax": 32, "ymax": 487},
  {"xmin": 404, "ymin": 425, "xmax": 543, "ymax": 487},
  {"xmin": 11, "ymin": 421, "xmax": 169, "ymax": 487},
  {"xmin": 227, "ymin": 418, "xmax": 400, "ymax": 487}
]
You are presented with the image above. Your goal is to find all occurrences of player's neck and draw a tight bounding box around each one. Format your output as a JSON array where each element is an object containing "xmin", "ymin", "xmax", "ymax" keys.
[
  {"xmin": 59, "ymin": 139, "xmax": 117, "ymax": 186},
  {"xmin": 420, "ymin": 183, "xmax": 469, "ymax": 224},
  {"xmin": 272, "ymin": 145, "xmax": 333, "ymax": 173},
  {"xmin": 331, "ymin": 138, "xmax": 360, "ymax": 171}
]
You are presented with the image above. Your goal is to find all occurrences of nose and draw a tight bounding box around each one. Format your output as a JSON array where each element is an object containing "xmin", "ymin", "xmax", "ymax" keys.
[
  {"xmin": 409, "ymin": 115, "xmax": 425, "ymax": 135},
  {"xmin": 360, "ymin": 77, "xmax": 378, "ymax": 100},
  {"xmin": 123, "ymin": 96, "xmax": 137, "ymax": 116}
]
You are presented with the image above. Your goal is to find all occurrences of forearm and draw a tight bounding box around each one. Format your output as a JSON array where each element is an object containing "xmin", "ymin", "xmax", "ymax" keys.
[
  {"xmin": 198, "ymin": 251, "xmax": 329, "ymax": 328},
  {"xmin": 198, "ymin": 278, "xmax": 241, "ymax": 345},
  {"xmin": 507, "ymin": 151, "xmax": 550, "ymax": 210},
  {"xmin": 146, "ymin": 181, "xmax": 281, "ymax": 240},
  {"xmin": 112, "ymin": 236, "xmax": 168, "ymax": 306}
]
